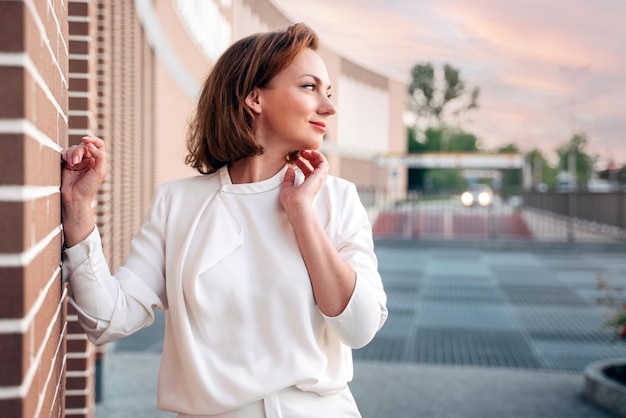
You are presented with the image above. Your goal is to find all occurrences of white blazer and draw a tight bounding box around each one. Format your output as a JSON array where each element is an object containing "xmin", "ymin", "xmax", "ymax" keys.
[{"xmin": 63, "ymin": 165, "xmax": 388, "ymax": 415}]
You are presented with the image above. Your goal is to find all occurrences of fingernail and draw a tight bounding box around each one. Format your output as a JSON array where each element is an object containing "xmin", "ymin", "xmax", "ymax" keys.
[{"xmin": 73, "ymin": 156, "xmax": 79, "ymax": 165}]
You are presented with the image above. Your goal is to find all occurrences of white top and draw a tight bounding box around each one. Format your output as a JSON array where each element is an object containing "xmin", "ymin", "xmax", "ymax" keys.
[{"xmin": 63, "ymin": 165, "xmax": 388, "ymax": 415}]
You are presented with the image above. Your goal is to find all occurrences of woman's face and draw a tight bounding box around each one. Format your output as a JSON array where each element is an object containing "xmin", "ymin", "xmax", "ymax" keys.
[{"xmin": 249, "ymin": 48, "xmax": 337, "ymax": 155}]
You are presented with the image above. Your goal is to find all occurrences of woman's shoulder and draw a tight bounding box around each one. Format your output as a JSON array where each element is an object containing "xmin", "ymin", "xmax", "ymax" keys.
[
  {"xmin": 315, "ymin": 175, "xmax": 361, "ymax": 208},
  {"xmin": 157, "ymin": 171, "xmax": 222, "ymax": 199},
  {"xmin": 323, "ymin": 174, "xmax": 357, "ymax": 194}
]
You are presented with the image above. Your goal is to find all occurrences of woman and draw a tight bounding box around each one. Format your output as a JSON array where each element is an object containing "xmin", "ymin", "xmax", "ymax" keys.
[{"xmin": 62, "ymin": 23, "xmax": 387, "ymax": 417}]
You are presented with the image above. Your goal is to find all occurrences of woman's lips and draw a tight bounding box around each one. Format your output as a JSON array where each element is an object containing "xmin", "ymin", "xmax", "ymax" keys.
[{"xmin": 310, "ymin": 121, "xmax": 326, "ymax": 132}]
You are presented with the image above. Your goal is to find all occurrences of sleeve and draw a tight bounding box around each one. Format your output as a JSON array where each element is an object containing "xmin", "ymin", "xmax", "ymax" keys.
[
  {"xmin": 62, "ymin": 187, "xmax": 168, "ymax": 345},
  {"xmin": 320, "ymin": 183, "xmax": 388, "ymax": 349}
]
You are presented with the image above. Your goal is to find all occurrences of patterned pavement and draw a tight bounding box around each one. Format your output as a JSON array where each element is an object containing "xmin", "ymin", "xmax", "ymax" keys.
[{"xmin": 352, "ymin": 242, "xmax": 626, "ymax": 371}]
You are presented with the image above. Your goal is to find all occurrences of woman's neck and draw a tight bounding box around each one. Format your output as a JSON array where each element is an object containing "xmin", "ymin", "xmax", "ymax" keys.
[{"xmin": 228, "ymin": 153, "xmax": 288, "ymax": 184}]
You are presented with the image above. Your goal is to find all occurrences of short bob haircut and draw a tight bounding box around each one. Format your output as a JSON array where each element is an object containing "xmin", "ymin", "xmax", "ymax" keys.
[{"xmin": 185, "ymin": 22, "xmax": 319, "ymax": 174}]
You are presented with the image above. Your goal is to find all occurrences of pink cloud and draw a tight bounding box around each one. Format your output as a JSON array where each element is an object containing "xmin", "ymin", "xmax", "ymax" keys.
[{"xmin": 270, "ymin": 0, "xmax": 626, "ymax": 164}]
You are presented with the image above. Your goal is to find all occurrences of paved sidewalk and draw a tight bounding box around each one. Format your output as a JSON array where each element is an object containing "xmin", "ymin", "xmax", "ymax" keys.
[{"xmin": 95, "ymin": 352, "xmax": 612, "ymax": 417}]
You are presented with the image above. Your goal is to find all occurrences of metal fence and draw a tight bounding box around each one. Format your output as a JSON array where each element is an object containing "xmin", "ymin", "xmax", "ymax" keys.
[
  {"xmin": 360, "ymin": 189, "xmax": 626, "ymax": 243},
  {"xmin": 523, "ymin": 192, "xmax": 626, "ymax": 230}
]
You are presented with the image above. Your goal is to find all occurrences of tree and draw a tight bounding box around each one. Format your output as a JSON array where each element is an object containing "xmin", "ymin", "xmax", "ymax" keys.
[
  {"xmin": 526, "ymin": 148, "xmax": 558, "ymax": 189},
  {"xmin": 407, "ymin": 63, "xmax": 480, "ymax": 126},
  {"xmin": 493, "ymin": 144, "xmax": 520, "ymax": 196},
  {"xmin": 408, "ymin": 125, "xmax": 479, "ymax": 153},
  {"xmin": 556, "ymin": 133, "xmax": 596, "ymax": 188},
  {"xmin": 407, "ymin": 126, "xmax": 480, "ymax": 191},
  {"xmin": 406, "ymin": 62, "xmax": 482, "ymax": 193},
  {"xmin": 425, "ymin": 169, "xmax": 466, "ymax": 194}
]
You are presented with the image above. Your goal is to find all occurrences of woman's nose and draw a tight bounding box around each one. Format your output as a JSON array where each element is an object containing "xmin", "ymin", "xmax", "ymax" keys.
[{"xmin": 320, "ymin": 96, "xmax": 337, "ymax": 116}]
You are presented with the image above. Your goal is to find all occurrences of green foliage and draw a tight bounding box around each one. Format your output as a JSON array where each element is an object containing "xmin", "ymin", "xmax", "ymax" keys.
[
  {"xmin": 404, "ymin": 62, "xmax": 608, "ymax": 195},
  {"xmin": 407, "ymin": 126, "xmax": 480, "ymax": 191},
  {"xmin": 496, "ymin": 144, "xmax": 522, "ymax": 196},
  {"xmin": 408, "ymin": 63, "xmax": 435, "ymax": 117},
  {"xmin": 443, "ymin": 64, "xmax": 464, "ymax": 103},
  {"xmin": 597, "ymin": 274, "xmax": 626, "ymax": 341},
  {"xmin": 526, "ymin": 148, "xmax": 558, "ymax": 189},
  {"xmin": 425, "ymin": 169, "xmax": 466, "ymax": 194},
  {"xmin": 409, "ymin": 126, "xmax": 479, "ymax": 153},
  {"xmin": 407, "ymin": 63, "xmax": 480, "ymax": 123},
  {"xmin": 556, "ymin": 133, "xmax": 597, "ymax": 187}
]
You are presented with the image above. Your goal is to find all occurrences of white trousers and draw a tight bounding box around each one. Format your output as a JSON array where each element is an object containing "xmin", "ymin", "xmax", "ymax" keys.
[{"xmin": 176, "ymin": 386, "xmax": 361, "ymax": 418}]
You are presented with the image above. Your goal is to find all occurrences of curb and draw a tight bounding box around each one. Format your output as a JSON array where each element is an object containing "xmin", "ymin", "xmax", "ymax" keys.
[{"xmin": 584, "ymin": 358, "xmax": 626, "ymax": 417}]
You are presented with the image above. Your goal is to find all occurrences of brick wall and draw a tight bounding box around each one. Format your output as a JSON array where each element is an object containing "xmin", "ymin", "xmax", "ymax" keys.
[
  {"xmin": 105, "ymin": 0, "xmax": 156, "ymax": 273},
  {"xmin": 0, "ymin": 0, "xmax": 69, "ymax": 417},
  {"xmin": 0, "ymin": 1, "xmax": 156, "ymax": 417},
  {"xmin": 64, "ymin": 0, "xmax": 156, "ymax": 416},
  {"xmin": 66, "ymin": 1, "xmax": 98, "ymax": 416}
]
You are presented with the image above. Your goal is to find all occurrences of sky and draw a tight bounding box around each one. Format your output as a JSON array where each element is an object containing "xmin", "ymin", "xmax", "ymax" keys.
[{"xmin": 271, "ymin": 0, "xmax": 626, "ymax": 167}]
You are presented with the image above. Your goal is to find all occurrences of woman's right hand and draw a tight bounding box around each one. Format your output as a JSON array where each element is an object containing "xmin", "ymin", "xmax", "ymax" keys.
[
  {"xmin": 61, "ymin": 136, "xmax": 107, "ymax": 206},
  {"xmin": 61, "ymin": 136, "xmax": 106, "ymax": 247}
]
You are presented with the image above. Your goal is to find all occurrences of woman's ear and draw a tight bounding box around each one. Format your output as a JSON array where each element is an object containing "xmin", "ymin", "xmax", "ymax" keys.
[{"xmin": 245, "ymin": 88, "xmax": 262, "ymax": 114}]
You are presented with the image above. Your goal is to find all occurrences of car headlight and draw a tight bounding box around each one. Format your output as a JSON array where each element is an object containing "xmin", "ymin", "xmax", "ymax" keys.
[
  {"xmin": 478, "ymin": 192, "xmax": 491, "ymax": 206},
  {"xmin": 461, "ymin": 192, "xmax": 474, "ymax": 206}
]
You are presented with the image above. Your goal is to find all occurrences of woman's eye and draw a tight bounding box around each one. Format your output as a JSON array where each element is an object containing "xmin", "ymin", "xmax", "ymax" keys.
[
  {"xmin": 303, "ymin": 83, "xmax": 315, "ymax": 91},
  {"xmin": 327, "ymin": 93, "xmax": 332, "ymax": 99}
]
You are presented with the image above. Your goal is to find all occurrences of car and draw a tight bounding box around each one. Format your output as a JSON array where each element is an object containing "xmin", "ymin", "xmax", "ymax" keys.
[{"xmin": 461, "ymin": 184, "xmax": 493, "ymax": 207}]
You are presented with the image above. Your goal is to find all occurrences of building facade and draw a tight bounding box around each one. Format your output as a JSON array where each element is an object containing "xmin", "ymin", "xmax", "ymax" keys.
[{"xmin": 0, "ymin": 1, "xmax": 405, "ymax": 416}]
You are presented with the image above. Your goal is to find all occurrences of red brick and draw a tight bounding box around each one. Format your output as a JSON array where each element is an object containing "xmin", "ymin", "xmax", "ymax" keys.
[
  {"xmin": 69, "ymin": 78, "xmax": 89, "ymax": 93},
  {"xmin": 66, "ymin": 375, "xmax": 87, "ymax": 391},
  {"xmin": 22, "ymin": 138, "xmax": 63, "ymax": 186},
  {"xmin": 69, "ymin": 39, "xmax": 89, "ymax": 55},
  {"xmin": 0, "ymin": 399, "xmax": 21, "ymax": 418},
  {"xmin": 0, "ymin": 202, "xmax": 24, "ymax": 252},
  {"xmin": 67, "ymin": 338, "xmax": 89, "ymax": 353},
  {"xmin": 0, "ymin": 237, "xmax": 62, "ymax": 318},
  {"xmin": 69, "ymin": 58, "xmax": 89, "ymax": 74},
  {"xmin": 0, "ymin": 67, "xmax": 25, "ymax": 118},
  {"xmin": 69, "ymin": 21, "xmax": 89, "ymax": 37},
  {"xmin": 67, "ymin": 319, "xmax": 87, "ymax": 335},
  {"xmin": 69, "ymin": 96, "xmax": 89, "ymax": 109},
  {"xmin": 0, "ymin": 333, "xmax": 24, "ymax": 386},
  {"xmin": 0, "ymin": 267, "xmax": 23, "ymax": 318},
  {"xmin": 65, "ymin": 394, "xmax": 88, "ymax": 409},
  {"xmin": 67, "ymin": 356, "xmax": 89, "ymax": 372},
  {"xmin": 0, "ymin": 1, "xmax": 24, "ymax": 52},
  {"xmin": 20, "ymin": 312, "xmax": 66, "ymax": 418}
]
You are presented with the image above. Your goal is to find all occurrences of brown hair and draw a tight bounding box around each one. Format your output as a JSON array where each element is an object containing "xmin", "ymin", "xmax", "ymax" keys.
[{"xmin": 185, "ymin": 23, "xmax": 319, "ymax": 174}]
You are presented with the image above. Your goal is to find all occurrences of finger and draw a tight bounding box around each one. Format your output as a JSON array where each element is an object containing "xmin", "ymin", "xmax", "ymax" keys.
[
  {"xmin": 294, "ymin": 157, "xmax": 313, "ymax": 175},
  {"xmin": 71, "ymin": 144, "xmax": 89, "ymax": 165},
  {"xmin": 300, "ymin": 150, "xmax": 326, "ymax": 168},
  {"xmin": 86, "ymin": 142, "xmax": 102, "ymax": 158},
  {"xmin": 87, "ymin": 142, "xmax": 107, "ymax": 178},
  {"xmin": 282, "ymin": 166, "xmax": 296, "ymax": 189},
  {"xmin": 64, "ymin": 143, "xmax": 93, "ymax": 166},
  {"xmin": 301, "ymin": 150, "xmax": 328, "ymax": 175},
  {"xmin": 63, "ymin": 145, "xmax": 77, "ymax": 166},
  {"xmin": 82, "ymin": 136, "xmax": 105, "ymax": 149}
]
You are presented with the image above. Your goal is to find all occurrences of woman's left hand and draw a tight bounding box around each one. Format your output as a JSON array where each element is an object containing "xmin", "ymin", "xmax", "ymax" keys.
[{"xmin": 280, "ymin": 149, "xmax": 328, "ymax": 219}]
